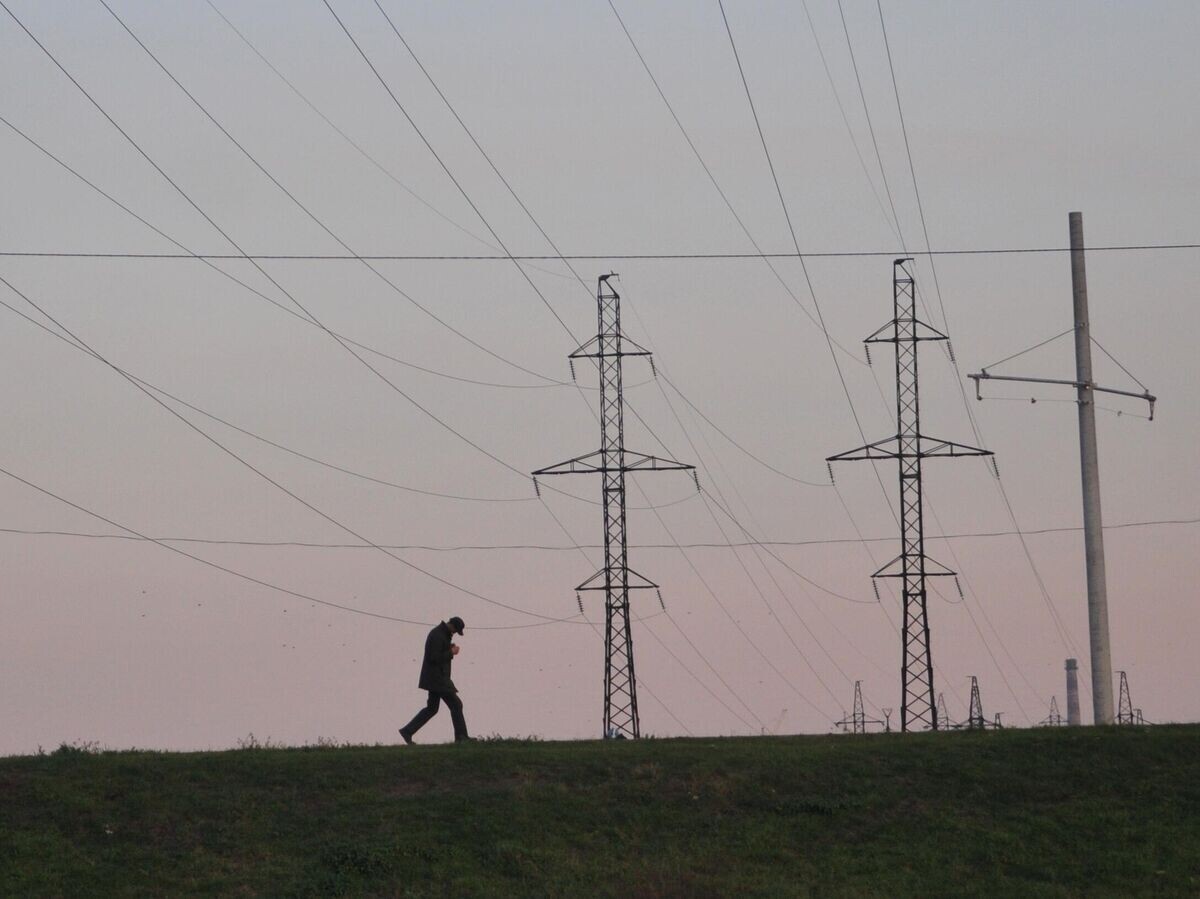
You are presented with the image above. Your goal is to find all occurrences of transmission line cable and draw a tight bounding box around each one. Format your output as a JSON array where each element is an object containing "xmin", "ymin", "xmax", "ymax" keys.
[
  {"xmin": 606, "ymin": 0, "xmax": 864, "ymax": 365},
  {"xmin": 2, "ymin": 244, "xmax": 1197, "ymax": 260},
  {"xmin": 872, "ymin": 0, "xmax": 1085, "ymax": 665},
  {"xmin": 834, "ymin": 0, "xmax": 906, "ymax": 245},
  {"xmin": 0, "ymin": 462, "xmax": 570, "ymax": 631},
  {"xmin": 364, "ymin": 0, "xmax": 862, "ymax": 707},
  {"xmin": 93, "ymin": 0, "xmax": 570, "ymax": 387},
  {"xmin": 317, "ymin": 0, "xmax": 578, "ymax": 345},
  {"xmin": 2, "ymin": 515, "xmax": 1192, "ymax": 552},
  {"xmin": 202, "ymin": 0, "xmax": 572, "ymax": 284},
  {"xmin": 0, "ymin": 272, "xmax": 573, "ymax": 624}
]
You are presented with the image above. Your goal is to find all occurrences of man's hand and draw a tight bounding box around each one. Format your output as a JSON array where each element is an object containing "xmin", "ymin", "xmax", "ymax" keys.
[{"xmin": 450, "ymin": 643, "xmax": 460, "ymax": 656}]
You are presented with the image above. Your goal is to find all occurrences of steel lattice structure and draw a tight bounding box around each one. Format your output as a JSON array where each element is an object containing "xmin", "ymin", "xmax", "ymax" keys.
[
  {"xmin": 966, "ymin": 676, "xmax": 987, "ymax": 730},
  {"xmin": 836, "ymin": 680, "xmax": 883, "ymax": 734},
  {"xmin": 1040, "ymin": 696, "xmax": 1065, "ymax": 727},
  {"xmin": 1116, "ymin": 670, "xmax": 1137, "ymax": 725},
  {"xmin": 829, "ymin": 260, "xmax": 991, "ymax": 732},
  {"xmin": 534, "ymin": 275, "xmax": 693, "ymax": 739}
]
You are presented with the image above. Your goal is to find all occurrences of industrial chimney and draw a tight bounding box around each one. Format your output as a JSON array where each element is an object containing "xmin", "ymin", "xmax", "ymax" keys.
[{"xmin": 1065, "ymin": 658, "xmax": 1082, "ymax": 725}]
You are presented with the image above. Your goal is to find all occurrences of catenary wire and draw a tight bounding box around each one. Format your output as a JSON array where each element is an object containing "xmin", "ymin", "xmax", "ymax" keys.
[{"xmin": 1, "ymin": 244, "xmax": 1195, "ymax": 260}]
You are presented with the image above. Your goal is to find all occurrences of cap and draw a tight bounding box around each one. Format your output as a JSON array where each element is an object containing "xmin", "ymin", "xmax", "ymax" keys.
[{"xmin": 448, "ymin": 616, "xmax": 465, "ymax": 635}]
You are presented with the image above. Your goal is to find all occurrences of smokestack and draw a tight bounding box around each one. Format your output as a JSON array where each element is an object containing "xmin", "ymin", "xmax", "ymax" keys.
[{"xmin": 1065, "ymin": 658, "xmax": 1082, "ymax": 726}]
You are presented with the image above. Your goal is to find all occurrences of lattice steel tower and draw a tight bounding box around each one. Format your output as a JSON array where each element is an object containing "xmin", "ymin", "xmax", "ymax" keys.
[
  {"xmin": 534, "ymin": 275, "xmax": 694, "ymax": 739},
  {"xmin": 1116, "ymin": 670, "xmax": 1136, "ymax": 725},
  {"xmin": 828, "ymin": 260, "xmax": 991, "ymax": 732},
  {"xmin": 837, "ymin": 680, "xmax": 883, "ymax": 734},
  {"xmin": 966, "ymin": 676, "xmax": 987, "ymax": 730}
]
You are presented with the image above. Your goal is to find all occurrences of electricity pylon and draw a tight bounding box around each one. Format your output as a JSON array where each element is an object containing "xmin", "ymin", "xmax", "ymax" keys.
[
  {"xmin": 828, "ymin": 259, "xmax": 991, "ymax": 732},
  {"xmin": 1040, "ymin": 696, "xmax": 1065, "ymax": 727},
  {"xmin": 1116, "ymin": 670, "xmax": 1137, "ymax": 725},
  {"xmin": 966, "ymin": 675, "xmax": 987, "ymax": 730},
  {"xmin": 969, "ymin": 213, "xmax": 1156, "ymax": 725},
  {"xmin": 534, "ymin": 274, "xmax": 694, "ymax": 739},
  {"xmin": 836, "ymin": 680, "xmax": 883, "ymax": 734}
]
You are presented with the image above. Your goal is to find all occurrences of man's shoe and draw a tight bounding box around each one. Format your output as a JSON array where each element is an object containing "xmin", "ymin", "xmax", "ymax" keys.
[{"xmin": 398, "ymin": 729, "xmax": 414, "ymax": 746}]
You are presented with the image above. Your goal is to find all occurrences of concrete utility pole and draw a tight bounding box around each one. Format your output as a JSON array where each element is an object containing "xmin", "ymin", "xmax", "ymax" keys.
[
  {"xmin": 969, "ymin": 213, "xmax": 1156, "ymax": 726},
  {"xmin": 1069, "ymin": 212, "xmax": 1114, "ymax": 725}
]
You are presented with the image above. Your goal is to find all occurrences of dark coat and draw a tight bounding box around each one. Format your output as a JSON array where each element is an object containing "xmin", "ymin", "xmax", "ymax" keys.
[{"xmin": 418, "ymin": 622, "xmax": 456, "ymax": 694}]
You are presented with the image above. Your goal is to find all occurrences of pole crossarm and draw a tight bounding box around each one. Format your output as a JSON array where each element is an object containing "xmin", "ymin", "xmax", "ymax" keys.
[
  {"xmin": 534, "ymin": 449, "xmax": 694, "ymax": 477},
  {"xmin": 827, "ymin": 435, "xmax": 991, "ymax": 462},
  {"xmin": 968, "ymin": 371, "xmax": 1157, "ymax": 418}
]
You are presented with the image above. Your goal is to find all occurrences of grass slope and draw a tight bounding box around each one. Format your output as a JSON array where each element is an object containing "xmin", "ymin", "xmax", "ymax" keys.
[{"xmin": 1, "ymin": 725, "xmax": 1198, "ymax": 897}]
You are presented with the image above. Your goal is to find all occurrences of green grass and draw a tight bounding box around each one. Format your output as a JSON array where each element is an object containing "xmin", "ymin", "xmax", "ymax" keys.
[{"xmin": 1, "ymin": 725, "xmax": 1198, "ymax": 897}]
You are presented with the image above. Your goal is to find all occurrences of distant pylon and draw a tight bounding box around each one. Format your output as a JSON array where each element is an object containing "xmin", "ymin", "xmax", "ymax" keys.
[
  {"xmin": 1116, "ymin": 670, "xmax": 1137, "ymax": 725},
  {"xmin": 836, "ymin": 680, "xmax": 884, "ymax": 734},
  {"xmin": 882, "ymin": 708, "xmax": 894, "ymax": 732},
  {"xmin": 966, "ymin": 676, "xmax": 987, "ymax": 730},
  {"xmin": 937, "ymin": 692, "xmax": 949, "ymax": 728},
  {"xmin": 828, "ymin": 260, "xmax": 991, "ymax": 732},
  {"xmin": 1040, "ymin": 696, "xmax": 1065, "ymax": 727},
  {"xmin": 534, "ymin": 275, "xmax": 695, "ymax": 740}
]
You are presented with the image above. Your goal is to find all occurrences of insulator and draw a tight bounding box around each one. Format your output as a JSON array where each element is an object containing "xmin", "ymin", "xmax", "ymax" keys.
[
  {"xmin": 568, "ymin": 359, "xmax": 576, "ymax": 382},
  {"xmin": 955, "ymin": 577, "xmax": 965, "ymax": 601},
  {"xmin": 649, "ymin": 357, "xmax": 657, "ymax": 378},
  {"xmin": 827, "ymin": 462, "xmax": 836, "ymax": 485},
  {"xmin": 532, "ymin": 477, "xmax": 541, "ymax": 497},
  {"xmin": 990, "ymin": 457, "xmax": 1001, "ymax": 479},
  {"xmin": 871, "ymin": 579, "xmax": 881, "ymax": 603},
  {"xmin": 692, "ymin": 471, "xmax": 701, "ymax": 493},
  {"xmin": 576, "ymin": 592, "xmax": 584, "ymax": 615},
  {"xmin": 656, "ymin": 589, "xmax": 666, "ymax": 611},
  {"xmin": 865, "ymin": 345, "xmax": 872, "ymax": 366},
  {"xmin": 947, "ymin": 340, "xmax": 957, "ymax": 364}
]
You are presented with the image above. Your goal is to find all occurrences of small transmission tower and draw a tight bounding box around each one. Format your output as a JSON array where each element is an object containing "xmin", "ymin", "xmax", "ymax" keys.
[
  {"xmin": 534, "ymin": 275, "xmax": 694, "ymax": 739},
  {"xmin": 836, "ymin": 680, "xmax": 883, "ymax": 734},
  {"xmin": 966, "ymin": 676, "xmax": 987, "ymax": 730},
  {"xmin": 1040, "ymin": 696, "xmax": 1065, "ymax": 727},
  {"xmin": 828, "ymin": 260, "xmax": 991, "ymax": 732},
  {"xmin": 1116, "ymin": 670, "xmax": 1137, "ymax": 725}
]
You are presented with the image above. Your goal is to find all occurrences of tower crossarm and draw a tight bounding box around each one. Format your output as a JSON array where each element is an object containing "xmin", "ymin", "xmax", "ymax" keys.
[
  {"xmin": 827, "ymin": 435, "xmax": 991, "ymax": 462},
  {"xmin": 533, "ymin": 449, "xmax": 694, "ymax": 476}
]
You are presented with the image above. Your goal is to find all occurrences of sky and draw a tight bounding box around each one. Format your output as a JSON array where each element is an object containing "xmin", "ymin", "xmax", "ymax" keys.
[{"xmin": 0, "ymin": 0, "xmax": 1196, "ymax": 753}]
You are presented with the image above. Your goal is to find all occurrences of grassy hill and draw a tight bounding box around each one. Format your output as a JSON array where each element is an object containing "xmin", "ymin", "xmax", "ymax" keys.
[{"xmin": 1, "ymin": 724, "xmax": 1197, "ymax": 897}]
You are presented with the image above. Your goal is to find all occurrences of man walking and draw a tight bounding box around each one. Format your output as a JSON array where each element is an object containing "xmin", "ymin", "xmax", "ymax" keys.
[{"xmin": 399, "ymin": 616, "xmax": 471, "ymax": 744}]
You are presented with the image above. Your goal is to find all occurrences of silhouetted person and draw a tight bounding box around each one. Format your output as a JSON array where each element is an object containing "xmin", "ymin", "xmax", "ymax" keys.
[{"xmin": 399, "ymin": 617, "xmax": 470, "ymax": 744}]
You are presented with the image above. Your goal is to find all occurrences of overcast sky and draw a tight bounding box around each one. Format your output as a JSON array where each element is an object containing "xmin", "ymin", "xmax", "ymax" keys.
[{"xmin": 0, "ymin": 0, "xmax": 1196, "ymax": 753}]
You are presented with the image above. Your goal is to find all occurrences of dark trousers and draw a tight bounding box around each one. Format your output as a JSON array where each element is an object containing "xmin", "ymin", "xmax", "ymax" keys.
[{"xmin": 402, "ymin": 691, "xmax": 469, "ymax": 741}]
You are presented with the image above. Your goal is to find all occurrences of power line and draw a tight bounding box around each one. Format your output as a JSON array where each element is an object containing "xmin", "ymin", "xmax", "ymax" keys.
[
  {"xmin": 201, "ymin": 0, "xmax": 571, "ymax": 285},
  {"xmin": 317, "ymin": 0, "xmax": 579, "ymax": 345},
  {"xmin": 0, "ymin": 463, "xmax": 571, "ymax": 631},
  {"xmin": 0, "ymin": 243, "xmax": 1194, "ymax": 260},
  {"xmin": 5, "ymin": 516, "xmax": 1189, "ymax": 551},
  {"xmin": 365, "ymin": 0, "xmax": 856, "ymax": 720},
  {"xmin": 0, "ymin": 271, "xmax": 571, "ymax": 625}
]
